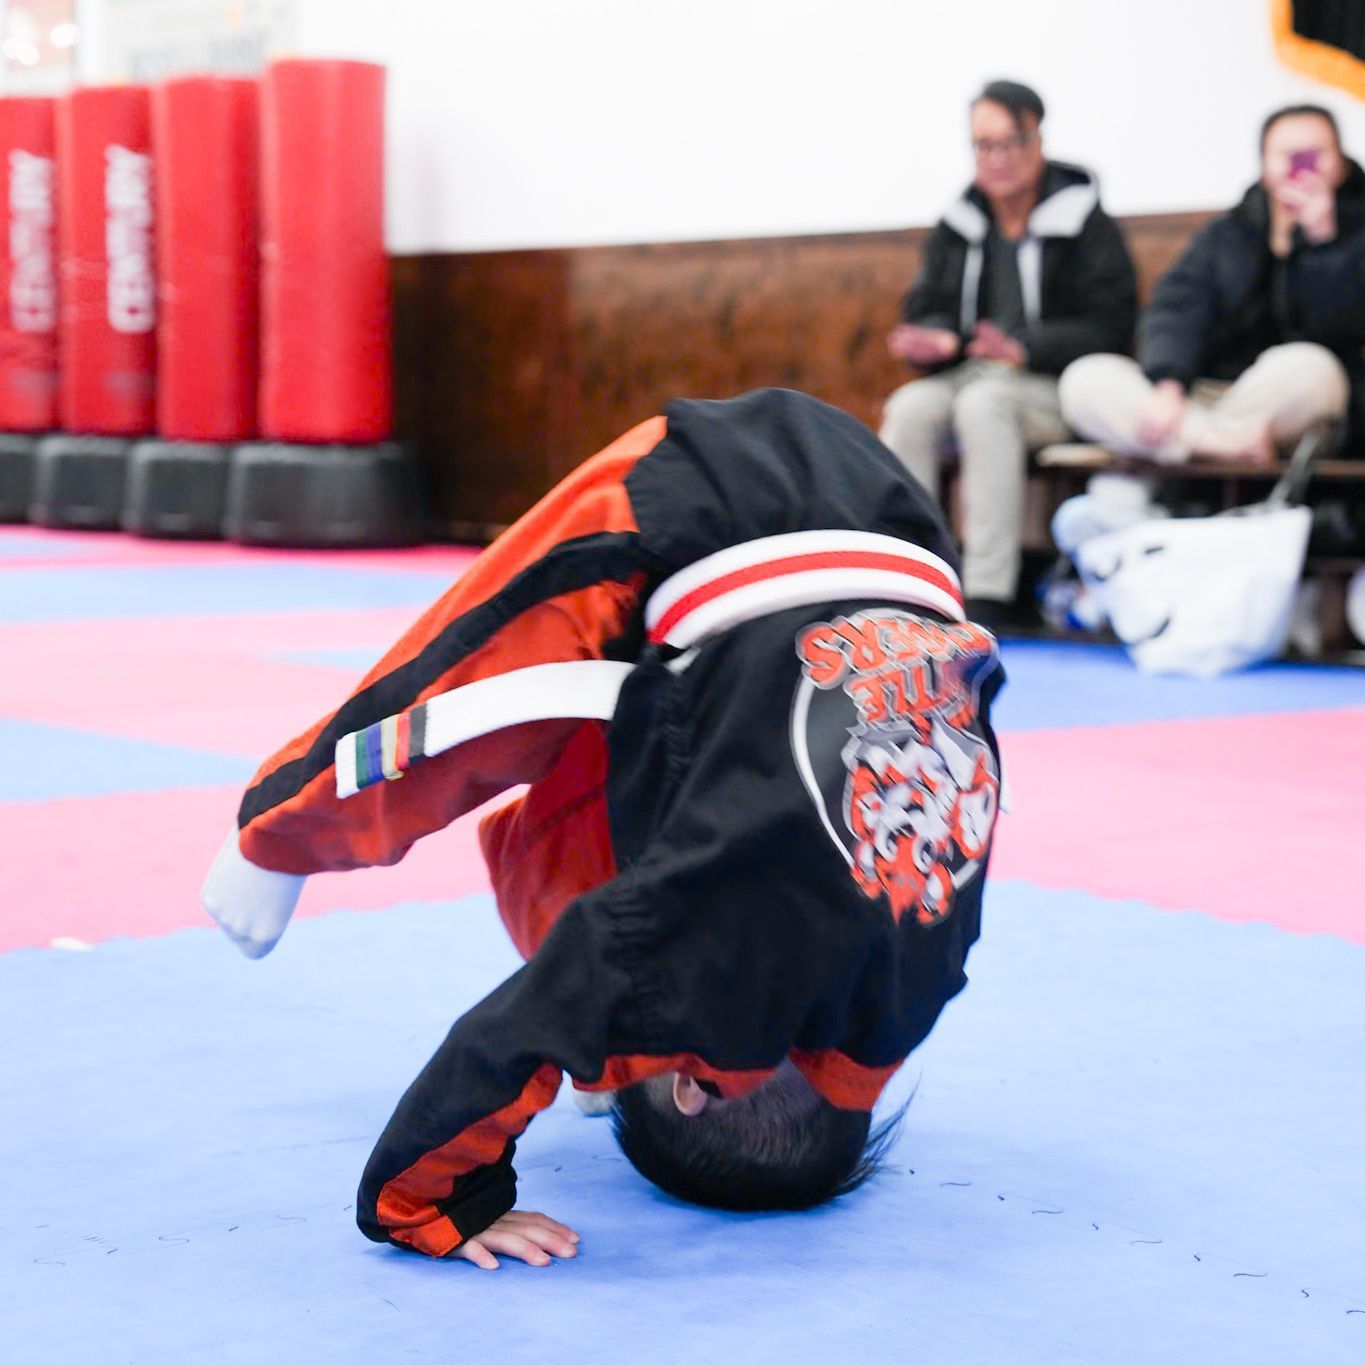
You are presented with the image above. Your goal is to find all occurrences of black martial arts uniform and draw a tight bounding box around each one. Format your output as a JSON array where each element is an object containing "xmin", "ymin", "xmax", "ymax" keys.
[{"xmin": 203, "ymin": 389, "xmax": 1005, "ymax": 1257}]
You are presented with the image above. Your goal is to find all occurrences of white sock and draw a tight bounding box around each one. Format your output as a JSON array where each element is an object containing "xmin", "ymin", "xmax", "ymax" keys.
[
  {"xmin": 572, "ymin": 1089, "xmax": 616, "ymax": 1117},
  {"xmin": 201, "ymin": 832, "xmax": 305, "ymax": 959}
]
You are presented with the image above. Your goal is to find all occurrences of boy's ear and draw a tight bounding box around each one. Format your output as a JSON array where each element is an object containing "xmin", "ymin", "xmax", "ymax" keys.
[{"xmin": 672, "ymin": 1073, "xmax": 711, "ymax": 1117}]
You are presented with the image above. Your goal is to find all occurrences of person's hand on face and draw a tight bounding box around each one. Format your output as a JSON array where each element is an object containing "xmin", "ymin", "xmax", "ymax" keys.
[
  {"xmin": 1262, "ymin": 112, "xmax": 1346, "ymax": 249},
  {"xmin": 1276, "ymin": 169, "xmax": 1338, "ymax": 244},
  {"xmin": 888, "ymin": 324, "xmax": 961, "ymax": 366},
  {"xmin": 965, "ymin": 320, "xmax": 1026, "ymax": 368}
]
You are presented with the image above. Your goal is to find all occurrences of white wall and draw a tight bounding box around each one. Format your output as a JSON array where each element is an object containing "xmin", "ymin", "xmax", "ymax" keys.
[
  {"xmin": 51, "ymin": 0, "xmax": 1365, "ymax": 252},
  {"xmin": 285, "ymin": 0, "xmax": 1365, "ymax": 253}
]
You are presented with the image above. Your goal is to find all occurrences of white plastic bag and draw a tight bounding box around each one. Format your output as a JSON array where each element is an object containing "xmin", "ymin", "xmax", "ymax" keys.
[{"xmin": 1074, "ymin": 504, "xmax": 1312, "ymax": 677}]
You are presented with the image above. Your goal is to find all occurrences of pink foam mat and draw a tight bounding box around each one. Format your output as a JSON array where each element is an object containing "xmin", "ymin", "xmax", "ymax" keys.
[
  {"xmin": 990, "ymin": 706, "xmax": 1365, "ymax": 944},
  {"xmin": 0, "ymin": 525, "xmax": 479, "ymax": 574},
  {"xmin": 0, "ymin": 784, "xmax": 495, "ymax": 953},
  {"xmin": 11, "ymin": 705, "xmax": 1362, "ymax": 954},
  {"xmin": 0, "ymin": 609, "xmax": 433, "ymax": 755}
]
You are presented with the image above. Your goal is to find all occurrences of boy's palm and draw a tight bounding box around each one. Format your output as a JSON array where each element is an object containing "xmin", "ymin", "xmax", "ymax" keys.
[{"xmin": 454, "ymin": 1210, "xmax": 581, "ymax": 1270}]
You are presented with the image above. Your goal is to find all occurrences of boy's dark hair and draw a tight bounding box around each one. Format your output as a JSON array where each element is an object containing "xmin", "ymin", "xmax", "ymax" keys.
[
  {"xmin": 974, "ymin": 80, "xmax": 1045, "ymax": 130},
  {"xmin": 1260, "ymin": 103, "xmax": 1341, "ymax": 152},
  {"xmin": 610, "ymin": 1065, "xmax": 904, "ymax": 1212}
]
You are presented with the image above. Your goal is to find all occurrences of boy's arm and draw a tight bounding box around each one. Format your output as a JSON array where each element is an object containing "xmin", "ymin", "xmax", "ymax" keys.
[
  {"xmin": 356, "ymin": 893, "xmax": 659, "ymax": 1257},
  {"xmin": 357, "ymin": 1048, "xmax": 562, "ymax": 1258}
]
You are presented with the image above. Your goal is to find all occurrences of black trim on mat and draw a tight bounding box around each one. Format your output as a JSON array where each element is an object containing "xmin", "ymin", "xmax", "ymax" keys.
[{"xmin": 237, "ymin": 529, "xmax": 658, "ymax": 827}]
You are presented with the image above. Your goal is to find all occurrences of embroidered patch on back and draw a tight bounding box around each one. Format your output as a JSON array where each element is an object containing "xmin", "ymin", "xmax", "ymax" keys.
[{"xmin": 790, "ymin": 610, "xmax": 1001, "ymax": 925}]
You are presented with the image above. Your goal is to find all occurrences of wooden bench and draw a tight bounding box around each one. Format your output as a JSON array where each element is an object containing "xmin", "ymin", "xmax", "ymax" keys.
[{"xmin": 1026, "ymin": 443, "xmax": 1365, "ymax": 655}]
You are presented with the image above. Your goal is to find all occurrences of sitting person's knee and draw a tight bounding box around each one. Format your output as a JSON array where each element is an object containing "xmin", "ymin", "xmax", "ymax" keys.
[
  {"xmin": 1058, "ymin": 352, "xmax": 1129, "ymax": 418},
  {"xmin": 1259, "ymin": 342, "xmax": 1350, "ymax": 416},
  {"xmin": 882, "ymin": 379, "xmax": 943, "ymax": 427},
  {"xmin": 950, "ymin": 374, "xmax": 1014, "ymax": 427}
]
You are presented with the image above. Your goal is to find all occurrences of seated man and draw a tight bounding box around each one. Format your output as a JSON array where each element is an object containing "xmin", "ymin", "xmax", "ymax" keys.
[
  {"xmin": 202, "ymin": 389, "xmax": 1004, "ymax": 1269},
  {"xmin": 880, "ymin": 79, "xmax": 1136, "ymax": 630},
  {"xmin": 1060, "ymin": 104, "xmax": 1363, "ymax": 463}
]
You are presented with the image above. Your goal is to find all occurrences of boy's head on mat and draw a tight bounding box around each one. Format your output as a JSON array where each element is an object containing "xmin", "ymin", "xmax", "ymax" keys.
[{"xmin": 611, "ymin": 1060, "xmax": 895, "ymax": 1211}]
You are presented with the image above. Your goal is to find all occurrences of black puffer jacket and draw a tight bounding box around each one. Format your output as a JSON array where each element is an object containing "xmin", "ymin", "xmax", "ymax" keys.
[
  {"xmin": 902, "ymin": 160, "xmax": 1137, "ymax": 377},
  {"xmin": 1139, "ymin": 161, "xmax": 1365, "ymax": 394}
]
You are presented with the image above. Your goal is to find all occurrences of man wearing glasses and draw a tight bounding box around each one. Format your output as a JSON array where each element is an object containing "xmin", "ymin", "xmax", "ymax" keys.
[{"xmin": 880, "ymin": 80, "xmax": 1136, "ymax": 631}]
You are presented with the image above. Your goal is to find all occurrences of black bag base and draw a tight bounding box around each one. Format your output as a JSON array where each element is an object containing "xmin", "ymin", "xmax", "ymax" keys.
[
  {"xmin": 0, "ymin": 432, "xmax": 43, "ymax": 522},
  {"xmin": 30, "ymin": 435, "xmax": 133, "ymax": 530},
  {"xmin": 224, "ymin": 441, "xmax": 423, "ymax": 548},
  {"xmin": 122, "ymin": 440, "xmax": 231, "ymax": 539}
]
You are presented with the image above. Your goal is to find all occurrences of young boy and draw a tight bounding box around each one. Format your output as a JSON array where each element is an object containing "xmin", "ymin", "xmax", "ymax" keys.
[{"xmin": 202, "ymin": 388, "xmax": 1004, "ymax": 1270}]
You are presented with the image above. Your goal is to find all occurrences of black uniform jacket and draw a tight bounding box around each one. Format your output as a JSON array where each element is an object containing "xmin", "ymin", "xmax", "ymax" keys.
[
  {"xmin": 230, "ymin": 389, "xmax": 1005, "ymax": 1257},
  {"xmin": 903, "ymin": 160, "xmax": 1137, "ymax": 376},
  {"xmin": 1139, "ymin": 161, "xmax": 1365, "ymax": 408}
]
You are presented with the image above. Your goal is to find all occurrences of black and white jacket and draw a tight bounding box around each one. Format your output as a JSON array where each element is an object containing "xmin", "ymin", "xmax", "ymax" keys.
[
  {"xmin": 1139, "ymin": 161, "xmax": 1365, "ymax": 398},
  {"xmin": 903, "ymin": 160, "xmax": 1137, "ymax": 376}
]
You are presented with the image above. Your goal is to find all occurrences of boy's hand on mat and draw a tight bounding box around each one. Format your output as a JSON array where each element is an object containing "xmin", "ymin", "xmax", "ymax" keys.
[{"xmin": 454, "ymin": 1211, "xmax": 581, "ymax": 1270}]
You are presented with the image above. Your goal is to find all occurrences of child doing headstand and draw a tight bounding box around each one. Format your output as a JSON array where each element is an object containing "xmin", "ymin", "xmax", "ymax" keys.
[{"xmin": 202, "ymin": 388, "xmax": 1004, "ymax": 1270}]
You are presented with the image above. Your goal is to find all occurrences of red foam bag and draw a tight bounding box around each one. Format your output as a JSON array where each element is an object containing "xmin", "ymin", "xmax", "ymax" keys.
[
  {"xmin": 259, "ymin": 59, "xmax": 391, "ymax": 443},
  {"xmin": 58, "ymin": 86, "xmax": 156, "ymax": 435},
  {"xmin": 153, "ymin": 76, "xmax": 259, "ymax": 441},
  {"xmin": 0, "ymin": 98, "xmax": 58, "ymax": 431}
]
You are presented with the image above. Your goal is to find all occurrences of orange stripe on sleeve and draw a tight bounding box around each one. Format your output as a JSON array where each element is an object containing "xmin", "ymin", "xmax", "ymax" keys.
[
  {"xmin": 788, "ymin": 1049, "xmax": 901, "ymax": 1111},
  {"xmin": 375, "ymin": 1062, "xmax": 563, "ymax": 1255},
  {"xmin": 577, "ymin": 1053, "xmax": 776, "ymax": 1100}
]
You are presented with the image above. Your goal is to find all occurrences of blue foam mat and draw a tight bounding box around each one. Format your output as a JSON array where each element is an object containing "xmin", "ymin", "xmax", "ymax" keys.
[
  {"xmin": 0, "ymin": 564, "xmax": 454, "ymax": 622},
  {"xmin": 3, "ymin": 885, "xmax": 1361, "ymax": 1363},
  {"xmin": 0, "ymin": 718, "xmax": 254, "ymax": 802},
  {"xmin": 0, "ymin": 531, "xmax": 102, "ymax": 559},
  {"xmin": 995, "ymin": 639, "xmax": 1365, "ymax": 731}
]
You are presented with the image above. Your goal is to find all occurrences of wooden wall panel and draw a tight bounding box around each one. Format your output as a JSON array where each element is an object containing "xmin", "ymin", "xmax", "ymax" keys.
[
  {"xmin": 391, "ymin": 249, "xmax": 572, "ymax": 534},
  {"xmin": 391, "ymin": 212, "xmax": 1214, "ymax": 538},
  {"xmin": 564, "ymin": 232, "xmax": 926, "ymax": 455}
]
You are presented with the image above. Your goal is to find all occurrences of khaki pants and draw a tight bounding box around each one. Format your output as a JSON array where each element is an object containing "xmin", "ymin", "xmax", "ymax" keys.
[
  {"xmin": 879, "ymin": 359, "xmax": 1069, "ymax": 602},
  {"xmin": 1057, "ymin": 343, "xmax": 1350, "ymax": 460}
]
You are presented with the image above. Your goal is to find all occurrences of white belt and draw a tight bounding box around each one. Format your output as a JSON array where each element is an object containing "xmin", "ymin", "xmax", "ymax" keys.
[{"xmin": 335, "ymin": 530, "xmax": 964, "ymax": 798}]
